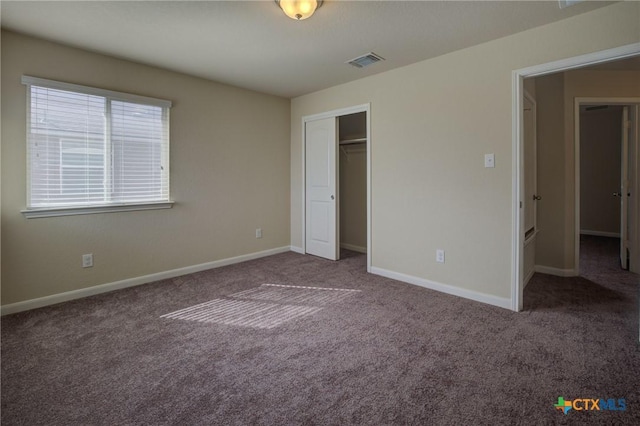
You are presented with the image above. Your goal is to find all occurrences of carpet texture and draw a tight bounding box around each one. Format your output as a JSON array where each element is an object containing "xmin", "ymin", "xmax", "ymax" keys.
[{"xmin": 2, "ymin": 237, "xmax": 639, "ymax": 425}]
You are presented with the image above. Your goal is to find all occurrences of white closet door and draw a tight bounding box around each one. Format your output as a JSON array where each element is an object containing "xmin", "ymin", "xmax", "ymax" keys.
[{"xmin": 305, "ymin": 117, "xmax": 338, "ymax": 260}]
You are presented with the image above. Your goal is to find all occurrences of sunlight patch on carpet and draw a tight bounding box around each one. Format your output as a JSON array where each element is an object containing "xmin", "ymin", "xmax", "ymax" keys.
[
  {"xmin": 161, "ymin": 284, "xmax": 360, "ymax": 329},
  {"xmin": 230, "ymin": 284, "xmax": 361, "ymax": 305},
  {"xmin": 161, "ymin": 299, "xmax": 322, "ymax": 329}
]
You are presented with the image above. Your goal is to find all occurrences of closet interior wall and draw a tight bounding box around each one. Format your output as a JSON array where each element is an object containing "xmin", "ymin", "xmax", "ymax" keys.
[{"xmin": 339, "ymin": 112, "xmax": 367, "ymax": 254}]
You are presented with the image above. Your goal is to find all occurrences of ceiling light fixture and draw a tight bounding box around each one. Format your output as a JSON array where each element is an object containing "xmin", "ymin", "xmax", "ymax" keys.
[{"xmin": 275, "ymin": 0, "xmax": 323, "ymax": 21}]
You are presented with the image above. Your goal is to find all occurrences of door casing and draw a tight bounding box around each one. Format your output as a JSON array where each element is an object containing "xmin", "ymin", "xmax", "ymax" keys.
[
  {"xmin": 511, "ymin": 43, "xmax": 640, "ymax": 312},
  {"xmin": 301, "ymin": 104, "xmax": 371, "ymax": 271}
]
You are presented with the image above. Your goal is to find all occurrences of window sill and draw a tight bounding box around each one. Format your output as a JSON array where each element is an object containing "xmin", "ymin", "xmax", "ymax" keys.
[{"xmin": 21, "ymin": 201, "xmax": 174, "ymax": 219}]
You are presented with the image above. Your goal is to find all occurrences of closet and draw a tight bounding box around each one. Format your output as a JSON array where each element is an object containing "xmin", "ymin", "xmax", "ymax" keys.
[{"xmin": 338, "ymin": 112, "xmax": 367, "ymax": 254}]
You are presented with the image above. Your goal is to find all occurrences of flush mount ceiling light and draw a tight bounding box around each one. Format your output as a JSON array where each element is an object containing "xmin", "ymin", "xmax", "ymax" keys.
[
  {"xmin": 275, "ymin": 0, "xmax": 323, "ymax": 21},
  {"xmin": 558, "ymin": 0, "xmax": 583, "ymax": 8}
]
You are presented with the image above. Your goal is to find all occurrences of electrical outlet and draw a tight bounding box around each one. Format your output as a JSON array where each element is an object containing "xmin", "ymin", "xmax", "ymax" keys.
[
  {"xmin": 82, "ymin": 253, "xmax": 93, "ymax": 268},
  {"xmin": 256, "ymin": 228, "xmax": 262, "ymax": 239},
  {"xmin": 436, "ymin": 249, "xmax": 445, "ymax": 264}
]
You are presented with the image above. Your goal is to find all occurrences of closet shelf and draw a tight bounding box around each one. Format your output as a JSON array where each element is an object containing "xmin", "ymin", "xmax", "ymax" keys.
[{"xmin": 339, "ymin": 137, "xmax": 367, "ymax": 145}]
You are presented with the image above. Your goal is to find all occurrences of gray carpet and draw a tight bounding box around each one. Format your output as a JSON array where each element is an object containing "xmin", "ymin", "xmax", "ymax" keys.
[{"xmin": 2, "ymin": 238, "xmax": 639, "ymax": 425}]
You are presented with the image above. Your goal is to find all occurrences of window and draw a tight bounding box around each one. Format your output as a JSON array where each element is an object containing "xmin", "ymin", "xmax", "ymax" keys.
[{"xmin": 22, "ymin": 76, "xmax": 172, "ymax": 217}]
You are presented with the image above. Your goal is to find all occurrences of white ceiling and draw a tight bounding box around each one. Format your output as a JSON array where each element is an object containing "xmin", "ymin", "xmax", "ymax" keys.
[{"xmin": 0, "ymin": 1, "xmax": 618, "ymax": 98}]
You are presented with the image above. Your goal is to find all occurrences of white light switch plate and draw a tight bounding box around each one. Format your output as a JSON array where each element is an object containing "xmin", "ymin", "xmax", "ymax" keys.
[{"xmin": 484, "ymin": 153, "xmax": 495, "ymax": 168}]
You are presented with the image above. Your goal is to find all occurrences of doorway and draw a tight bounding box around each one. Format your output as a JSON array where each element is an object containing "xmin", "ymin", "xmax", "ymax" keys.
[
  {"xmin": 575, "ymin": 100, "xmax": 640, "ymax": 273},
  {"xmin": 511, "ymin": 44, "xmax": 640, "ymax": 312},
  {"xmin": 338, "ymin": 112, "xmax": 368, "ymax": 255},
  {"xmin": 302, "ymin": 104, "xmax": 371, "ymax": 271}
]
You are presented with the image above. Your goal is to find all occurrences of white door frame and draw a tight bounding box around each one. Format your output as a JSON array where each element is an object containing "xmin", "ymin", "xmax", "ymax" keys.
[
  {"xmin": 574, "ymin": 98, "xmax": 640, "ymax": 274},
  {"xmin": 301, "ymin": 103, "xmax": 372, "ymax": 272},
  {"xmin": 511, "ymin": 43, "xmax": 640, "ymax": 312}
]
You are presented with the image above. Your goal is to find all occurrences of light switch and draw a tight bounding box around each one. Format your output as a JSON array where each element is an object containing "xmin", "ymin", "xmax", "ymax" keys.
[{"xmin": 484, "ymin": 153, "xmax": 495, "ymax": 168}]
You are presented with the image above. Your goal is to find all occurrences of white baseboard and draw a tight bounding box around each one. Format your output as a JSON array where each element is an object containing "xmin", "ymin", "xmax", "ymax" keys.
[
  {"xmin": 534, "ymin": 265, "xmax": 578, "ymax": 277},
  {"xmin": 370, "ymin": 266, "xmax": 512, "ymax": 310},
  {"xmin": 290, "ymin": 246, "xmax": 304, "ymax": 254},
  {"xmin": 1, "ymin": 246, "xmax": 291, "ymax": 316},
  {"xmin": 580, "ymin": 230, "xmax": 620, "ymax": 238},
  {"xmin": 340, "ymin": 243, "xmax": 367, "ymax": 254}
]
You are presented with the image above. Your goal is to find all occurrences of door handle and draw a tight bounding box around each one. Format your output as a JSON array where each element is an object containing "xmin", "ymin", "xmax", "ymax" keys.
[
  {"xmin": 533, "ymin": 195, "xmax": 541, "ymax": 201},
  {"xmin": 613, "ymin": 192, "xmax": 622, "ymax": 197},
  {"xmin": 331, "ymin": 195, "xmax": 335, "ymax": 200}
]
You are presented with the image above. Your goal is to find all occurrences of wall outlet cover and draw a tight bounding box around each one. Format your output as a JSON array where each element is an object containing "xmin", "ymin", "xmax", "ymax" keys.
[{"xmin": 82, "ymin": 253, "xmax": 93, "ymax": 268}]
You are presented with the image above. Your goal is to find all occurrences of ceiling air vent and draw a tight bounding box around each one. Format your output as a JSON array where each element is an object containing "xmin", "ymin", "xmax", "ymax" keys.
[{"xmin": 347, "ymin": 52, "xmax": 385, "ymax": 69}]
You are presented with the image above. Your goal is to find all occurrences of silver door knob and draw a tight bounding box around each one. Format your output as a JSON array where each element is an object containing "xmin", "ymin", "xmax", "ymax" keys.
[{"xmin": 613, "ymin": 192, "xmax": 622, "ymax": 197}]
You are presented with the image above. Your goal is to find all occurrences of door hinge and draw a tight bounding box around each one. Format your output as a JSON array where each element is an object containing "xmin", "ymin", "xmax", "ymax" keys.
[{"xmin": 519, "ymin": 201, "xmax": 523, "ymax": 208}]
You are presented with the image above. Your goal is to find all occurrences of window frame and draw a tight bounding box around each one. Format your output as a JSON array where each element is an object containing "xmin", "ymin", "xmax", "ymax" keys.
[{"xmin": 21, "ymin": 76, "xmax": 173, "ymax": 218}]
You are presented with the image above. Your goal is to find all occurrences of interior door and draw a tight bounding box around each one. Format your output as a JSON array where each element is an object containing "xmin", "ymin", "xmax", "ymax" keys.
[
  {"xmin": 620, "ymin": 106, "xmax": 630, "ymax": 269},
  {"xmin": 629, "ymin": 105, "xmax": 639, "ymax": 274},
  {"xmin": 522, "ymin": 91, "xmax": 538, "ymax": 286},
  {"xmin": 305, "ymin": 117, "xmax": 338, "ymax": 260},
  {"xmin": 524, "ymin": 93, "xmax": 538, "ymax": 239}
]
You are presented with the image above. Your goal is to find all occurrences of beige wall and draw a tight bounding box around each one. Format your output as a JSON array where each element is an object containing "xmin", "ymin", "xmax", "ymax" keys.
[
  {"xmin": 291, "ymin": 2, "xmax": 640, "ymax": 300},
  {"xmin": 535, "ymin": 69, "xmax": 640, "ymax": 270},
  {"xmin": 580, "ymin": 107, "xmax": 623, "ymax": 235},
  {"xmin": 1, "ymin": 31, "xmax": 291, "ymax": 306}
]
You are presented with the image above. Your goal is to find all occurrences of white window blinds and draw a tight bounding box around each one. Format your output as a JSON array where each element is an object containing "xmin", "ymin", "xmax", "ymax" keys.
[{"xmin": 23, "ymin": 76, "xmax": 171, "ymax": 210}]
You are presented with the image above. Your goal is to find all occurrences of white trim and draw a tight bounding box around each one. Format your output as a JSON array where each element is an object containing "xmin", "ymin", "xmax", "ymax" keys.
[
  {"xmin": 301, "ymin": 103, "xmax": 371, "ymax": 272},
  {"xmin": 511, "ymin": 69, "xmax": 524, "ymax": 312},
  {"xmin": 0, "ymin": 246, "xmax": 290, "ymax": 316},
  {"xmin": 21, "ymin": 201, "xmax": 174, "ymax": 218},
  {"xmin": 534, "ymin": 265, "xmax": 578, "ymax": 277},
  {"xmin": 366, "ymin": 104, "xmax": 372, "ymax": 273},
  {"xmin": 340, "ymin": 243, "xmax": 367, "ymax": 253},
  {"xmin": 370, "ymin": 267, "xmax": 512, "ymax": 310},
  {"xmin": 302, "ymin": 104, "xmax": 370, "ymax": 123},
  {"xmin": 512, "ymin": 43, "xmax": 640, "ymax": 313},
  {"xmin": 580, "ymin": 230, "xmax": 621, "ymax": 238},
  {"xmin": 513, "ymin": 43, "xmax": 640, "ymax": 79},
  {"xmin": 21, "ymin": 75, "xmax": 172, "ymax": 108},
  {"xmin": 290, "ymin": 245, "xmax": 305, "ymax": 254}
]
